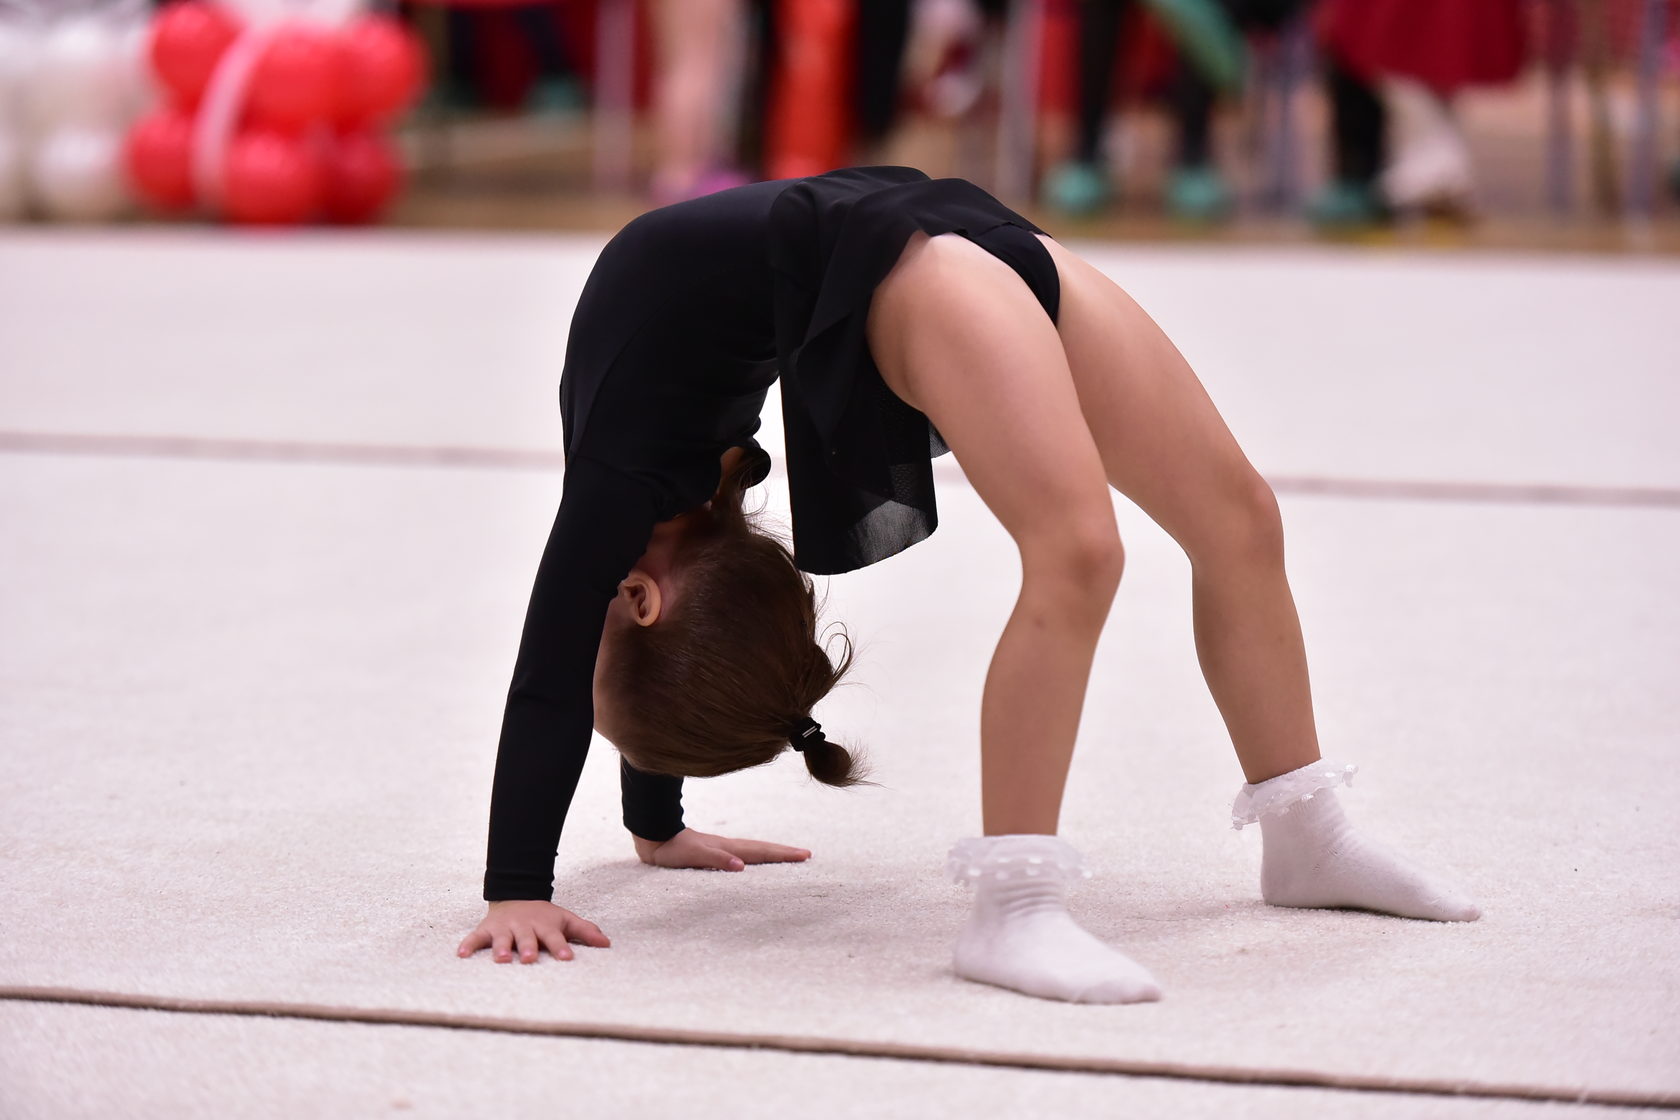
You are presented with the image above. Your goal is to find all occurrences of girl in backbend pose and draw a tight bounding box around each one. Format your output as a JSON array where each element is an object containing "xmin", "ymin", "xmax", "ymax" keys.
[{"xmin": 456, "ymin": 165, "xmax": 1479, "ymax": 1004}]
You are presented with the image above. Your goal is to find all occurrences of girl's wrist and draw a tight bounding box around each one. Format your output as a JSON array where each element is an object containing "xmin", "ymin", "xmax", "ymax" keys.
[{"xmin": 633, "ymin": 830, "xmax": 684, "ymax": 862}]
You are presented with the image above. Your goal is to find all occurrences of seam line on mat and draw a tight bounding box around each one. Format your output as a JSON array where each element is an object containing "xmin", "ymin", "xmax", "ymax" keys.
[
  {"xmin": 2, "ymin": 430, "xmax": 1677, "ymax": 510},
  {"xmin": 0, "ymin": 987, "xmax": 1672, "ymax": 1110}
]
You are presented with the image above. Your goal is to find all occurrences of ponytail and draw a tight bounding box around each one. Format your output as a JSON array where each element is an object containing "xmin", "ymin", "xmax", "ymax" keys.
[{"xmin": 798, "ymin": 734, "xmax": 875, "ymax": 788}]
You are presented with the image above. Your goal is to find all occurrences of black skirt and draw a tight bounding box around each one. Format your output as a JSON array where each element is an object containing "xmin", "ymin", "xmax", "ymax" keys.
[{"xmin": 769, "ymin": 166, "xmax": 1061, "ymax": 576}]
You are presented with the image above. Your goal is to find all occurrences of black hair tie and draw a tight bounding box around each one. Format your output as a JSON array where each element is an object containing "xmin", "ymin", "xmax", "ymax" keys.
[{"xmin": 790, "ymin": 716, "xmax": 823, "ymax": 752}]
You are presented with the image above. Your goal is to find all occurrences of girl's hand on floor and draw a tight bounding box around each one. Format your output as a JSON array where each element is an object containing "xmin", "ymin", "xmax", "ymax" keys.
[
  {"xmin": 456, "ymin": 900, "xmax": 610, "ymax": 964},
  {"xmin": 632, "ymin": 827, "xmax": 811, "ymax": 871}
]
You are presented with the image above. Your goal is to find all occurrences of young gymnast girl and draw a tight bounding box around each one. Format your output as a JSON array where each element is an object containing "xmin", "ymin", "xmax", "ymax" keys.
[{"xmin": 456, "ymin": 165, "xmax": 1480, "ymax": 1004}]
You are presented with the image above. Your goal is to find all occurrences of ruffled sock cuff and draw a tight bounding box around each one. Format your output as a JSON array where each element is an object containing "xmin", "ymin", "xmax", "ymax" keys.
[
  {"xmin": 946, "ymin": 833, "xmax": 1096, "ymax": 887},
  {"xmin": 1230, "ymin": 759, "xmax": 1358, "ymax": 831}
]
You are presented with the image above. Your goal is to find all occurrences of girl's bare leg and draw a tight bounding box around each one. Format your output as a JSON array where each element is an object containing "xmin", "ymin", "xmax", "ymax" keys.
[
  {"xmin": 869, "ymin": 233, "xmax": 1162, "ymax": 1003},
  {"xmin": 1036, "ymin": 237, "xmax": 1480, "ymax": 922},
  {"xmin": 1033, "ymin": 236, "xmax": 1319, "ymax": 784},
  {"xmin": 650, "ymin": 0, "xmax": 743, "ymax": 200},
  {"xmin": 870, "ymin": 233, "xmax": 1122, "ymax": 837}
]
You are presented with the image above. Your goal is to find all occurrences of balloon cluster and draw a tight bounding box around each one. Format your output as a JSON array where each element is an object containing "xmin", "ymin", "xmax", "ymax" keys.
[
  {"xmin": 0, "ymin": 0, "xmax": 152, "ymax": 221},
  {"xmin": 128, "ymin": 0, "xmax": 426, "ymax": 225}
]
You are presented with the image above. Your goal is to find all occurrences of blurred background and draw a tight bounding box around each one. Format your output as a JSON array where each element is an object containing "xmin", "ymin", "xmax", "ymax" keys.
[{"xmin": 1, "ymin": 0, "xmax": 1678, "ymax": 251}]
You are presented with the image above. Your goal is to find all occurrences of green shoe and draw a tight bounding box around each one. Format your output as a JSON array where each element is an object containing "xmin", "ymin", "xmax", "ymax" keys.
[
  {"xmin": 1042, "ymin": 161, "xmax": 1112, "ymax": 217},
  {"xmin": 1305, "ymin": 180, "xmax": 1385, "ymax": 229},
  {"xmin": 528, "ymin": 77, "xmax": 587, "ymax": 116},
  {"xmin": 1166, "ymin": 165, "xmax": 1233, "ymax": 222}
]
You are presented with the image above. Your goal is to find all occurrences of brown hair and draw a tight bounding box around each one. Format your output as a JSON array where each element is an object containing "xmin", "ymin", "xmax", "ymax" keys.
[{"xmin": 600, "ymin": 454, "xmax": 876, "ymax": 789}]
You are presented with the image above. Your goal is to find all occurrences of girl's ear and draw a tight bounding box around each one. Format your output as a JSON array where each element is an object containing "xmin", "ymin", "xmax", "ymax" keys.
[{"xmin": 621, "ymin": 571, "xmax": 663, "ymax": 626}]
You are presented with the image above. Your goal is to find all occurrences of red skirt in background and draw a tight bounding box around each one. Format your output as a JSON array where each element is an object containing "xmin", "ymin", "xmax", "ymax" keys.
[{"xmin": 1316, "ymin": 0, "xmax": 1528, "ymax": 94}]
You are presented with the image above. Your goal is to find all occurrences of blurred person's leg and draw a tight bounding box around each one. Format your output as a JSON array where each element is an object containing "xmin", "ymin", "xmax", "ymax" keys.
[
  {"xmin": 1306, "ymin": 57, "xmax": 1388, "ymax": 227},
  {"xmin": 854, "ymin": 0, "xmax": 913, "ymax": 162},
  {"xmin": 443, "ymin": 8, "xmax": 480, "ymax": 108},
  {"xmin": 651, "ymin": 0, "xmax": 750, "ymax": 204},
  {"xmin": 1042, "ymin": 0, "xmax": 1130, "ymax": 216},
  {"xmin": 1162, "ymin": 0, "xmax": 1305, "ymax": 221},
  {"xmin": 1074, "ymin": 0, "xmax": 1126, "ymax": 165},
  {"xmin": 1330, "ymin": 61, "xmax": 1384, "ymax": 184},
  {"xmin": 1345, "ymin": 0, "xmax": 1522, "ymax": 222},
  {"xmin": 736, "ymin": 0, "xmax": 776, "ymax": 174},
  {"xmin": 1378, "ymin": 78, "xmax": 1473, "ymax": 218},
  {"xmin": 514, "ymin": 3, "xmax": 586, "ymax": 114},
  {"xmin": 902, "ymin": 0, "xmax": 988, "ymax": 119},
  {"xmin": 1164, "ymin": 62, "xmax": 1230, "ymax": 220}
]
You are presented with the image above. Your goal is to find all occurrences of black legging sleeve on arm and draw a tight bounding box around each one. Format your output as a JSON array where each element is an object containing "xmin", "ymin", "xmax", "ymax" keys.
[
  {"xmin": 621, "ymin": 757, "xmax": 686, "ymax": 843},
  {"xmin": 482, "ymin": 455, "xmax": 668, "ymax": 901}
]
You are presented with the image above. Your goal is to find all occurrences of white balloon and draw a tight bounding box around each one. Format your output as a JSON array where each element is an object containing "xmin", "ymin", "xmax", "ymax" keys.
[
  {"xmin": 0, "ymin": 128, "xmax": 26, "ymax": 220},
  {"xmin": 30, "ymin": 126, "xmax": 130, "ymax": 221},
  {"xmin": 0, "ymin": 19, "xmax": 42, "ymax": 130},
  {"xmin": 28, "ymin": 15, "xmax": 132, "ymax": 131},
  {"xmin": 117, "ymin": 20, "xmax": 160, "ymax": 115}
]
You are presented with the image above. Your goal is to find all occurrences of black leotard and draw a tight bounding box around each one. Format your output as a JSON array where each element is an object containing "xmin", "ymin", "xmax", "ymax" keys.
[{"xmin": 483, "ymin": 166, "xmax": 1059, "ymax": 901}]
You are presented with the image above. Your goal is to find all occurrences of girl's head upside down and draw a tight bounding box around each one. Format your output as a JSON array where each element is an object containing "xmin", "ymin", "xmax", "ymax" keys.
[{"xmin": 591, "ymin": 453, "xmax": 876, "ymax": 789}]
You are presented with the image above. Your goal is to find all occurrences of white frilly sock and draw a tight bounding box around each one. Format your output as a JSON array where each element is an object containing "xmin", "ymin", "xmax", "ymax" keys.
[
  {"xmin": 1232, "ymin": 760, "xmax": 1481, "ymax": 922},
  {"xmin": 946, "ymin": 834, "xmax": 1162, "ymax": 1004}
]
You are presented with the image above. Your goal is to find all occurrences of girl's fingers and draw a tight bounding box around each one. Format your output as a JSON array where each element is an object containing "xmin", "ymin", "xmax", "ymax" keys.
[
  {"xmin": 706, "ymin": 846, "xmax": 746, "ymax": 871},
  {"xmin": 514, "ymin": 927, "xmax": 539, "ymax": 964},
  {"xmin": 659, "ymin": 835, "xmax": 742, "ymax": 871},
  {"xmin": 723, "ymin": 840, "xmax": 812, "ymax": 864},
  {"xmin": 565, "ymin": 917, "xmax": 612, "ymax": 948},
  {"xmin": 491, "ymin": 931, "xmax": 514, "ymax": 963},
  {"xmin": 539, "ymin": 928, "xmax": 574, "ymax": 961},
  {"xmin": 457, "ymin": 929, "xmax": 489, "ymax": 957}
]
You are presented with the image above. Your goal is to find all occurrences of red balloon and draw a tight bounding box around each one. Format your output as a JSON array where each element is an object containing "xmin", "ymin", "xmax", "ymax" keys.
[
  {"xmin": 125, "ymin": 107, "xmax": 198, "ymax": 210},
  {"xmin": 247, "ymin": 24, "xmax": 341, "ymax": 133},
  {"xmin": 222, "ymin": 129, "xmax": 322, "ymax": 225},
  {"xmin": 321, "ymin": 131, "xmax": 403, "ymax": 225},
  {"xmin": 335, "ymin": 16, "xmax": 426, "ymax": 129},
  {"xmin": 150, "ymin": 1, "xmax": 241, "ymax": 108}
]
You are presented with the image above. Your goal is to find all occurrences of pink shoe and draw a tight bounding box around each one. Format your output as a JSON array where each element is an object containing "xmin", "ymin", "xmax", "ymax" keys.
[{"xmin": 650, "ymin": 167, "xmax": 752, "ymax": 207}]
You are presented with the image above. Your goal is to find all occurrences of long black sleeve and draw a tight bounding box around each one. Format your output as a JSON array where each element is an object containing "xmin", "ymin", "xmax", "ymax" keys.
[
  {"xmin": 621, "ymin": 757, "xmax": 686, "ymax": 842},
  {"xmin": 483, "ymin": 456, "xmax": 666, "ymax": 901}
]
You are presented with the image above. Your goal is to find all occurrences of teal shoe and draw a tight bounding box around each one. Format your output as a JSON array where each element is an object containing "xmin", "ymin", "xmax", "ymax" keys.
[
  {"xmin": 1042, "ymin": 161, "xmax": 1112, "ymax": 217},
  {"xmin": 528, "ymin": 77, "xmax": 587, "ymax": 116},
  {"xmin": 1166, "ymin": 165, "xmax": 1233, "ymax": 222},
  {"xmin": 1305, "ymin": 180, "xmax": 1385, "ymax": 229}
]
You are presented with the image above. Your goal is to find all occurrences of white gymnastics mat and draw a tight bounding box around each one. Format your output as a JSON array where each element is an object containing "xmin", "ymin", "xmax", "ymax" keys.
[{"xmin": 1, "ymin": 230, "xmax": 1676, "ymax": 1117}]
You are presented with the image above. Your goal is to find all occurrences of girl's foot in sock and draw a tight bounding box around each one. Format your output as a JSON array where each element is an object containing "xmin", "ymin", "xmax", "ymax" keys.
[
  {"xmin": 1233, "ymin": 761, "xmax": 1481, "ymax": 922},
  {"xmin": 947, "ymin": 834, "xmax": 1162, "ymax": 1004}
]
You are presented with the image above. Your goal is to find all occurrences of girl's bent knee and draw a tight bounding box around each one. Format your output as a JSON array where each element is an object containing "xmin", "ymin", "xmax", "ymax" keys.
[
  {"xmin": 1195, "ymin": 473, "xmax": 1284, "ymax": 568},
  {"xmin": 1235, "ymin": 475, "xmax": 1285, "ymax": 561},
  {"xmin": 1024, "ymin": 522, "xmax": 1125, "ymax": 607}
]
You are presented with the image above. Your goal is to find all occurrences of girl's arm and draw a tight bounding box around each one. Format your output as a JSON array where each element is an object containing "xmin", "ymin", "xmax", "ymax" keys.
[{"xmin": 482, "ymin": 456, "xmax": 661, "ymax": 901}]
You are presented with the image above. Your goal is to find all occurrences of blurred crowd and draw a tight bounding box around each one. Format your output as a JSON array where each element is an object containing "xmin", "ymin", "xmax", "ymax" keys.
[{"xmin": 406, "ymin": 0, "xmax": 1679, "ymax": 227}]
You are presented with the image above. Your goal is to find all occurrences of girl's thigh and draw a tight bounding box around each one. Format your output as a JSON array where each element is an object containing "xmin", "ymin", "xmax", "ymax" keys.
[
  {"xmin": 1032, "ymin": 234, "xmax": 1277, "ymax": 552},
  {"xmin": 866, "ymin": 233, "xmax": 1118, "ymax": 561}
]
